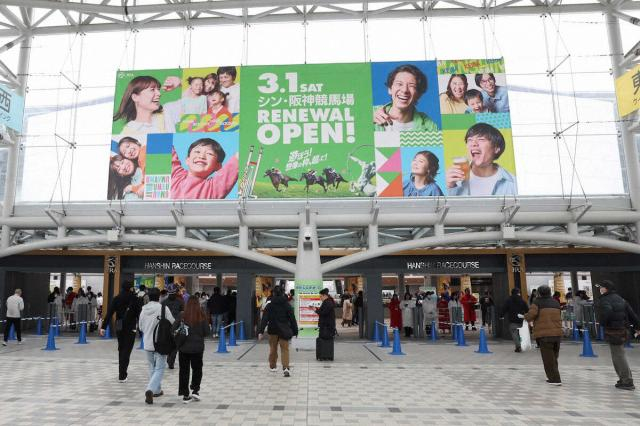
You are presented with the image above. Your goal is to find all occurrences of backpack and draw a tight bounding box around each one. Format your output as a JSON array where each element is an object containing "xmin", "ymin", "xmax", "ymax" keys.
[
  {"xmin": 153, "ymin": 305, "xmax": 176, "ymax": 355},
  {"xmin": 173, "ymin": 319, "xmax": 190, "ymax": 350}
]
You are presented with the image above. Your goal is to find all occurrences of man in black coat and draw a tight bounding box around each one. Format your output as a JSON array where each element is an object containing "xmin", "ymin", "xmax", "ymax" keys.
[
  {"xmin": 258, "ymin": 286, "xmax": 298, "ymax": 377},
  {"xmin": 161, "ymin": 283, "xmax": 184, "ymax": 369},
  {"xmin": 501, "ymin": 288, "xmax": 529, "ymax": 352},
  {"xmin": 100, "ymin": 281, "xmax": 142, "ymax": 382},
  {"xmin": 316, "ymin": 288, "xmax": 336, "ymax": 340},
  {"xmin": 597, "ymin": 280, "xmax": 640, "ymax": 391}
]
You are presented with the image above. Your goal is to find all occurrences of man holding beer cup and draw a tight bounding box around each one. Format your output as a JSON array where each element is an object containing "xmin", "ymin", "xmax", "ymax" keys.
[{"xmin": 445, "ymin": 123, "xmax": 517, "ymax": 196}]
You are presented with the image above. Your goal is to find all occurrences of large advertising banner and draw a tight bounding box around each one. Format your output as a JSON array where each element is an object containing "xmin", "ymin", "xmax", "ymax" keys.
[
  {"xmin": 107, "ymin": 59, "xmax": 515, "ymax": 200},
  {"xmin": 615, "ymin": 64, "xmax": 640, "ymax": 118}
]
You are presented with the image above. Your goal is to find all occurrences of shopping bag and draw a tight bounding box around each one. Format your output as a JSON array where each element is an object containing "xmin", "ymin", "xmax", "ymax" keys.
[{"xmin": 518, "ymin": 320, "xmax": 532, "ymax": 351}]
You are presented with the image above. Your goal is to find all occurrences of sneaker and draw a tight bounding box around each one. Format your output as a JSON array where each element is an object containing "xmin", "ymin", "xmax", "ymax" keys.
[
  {"xmin": 514, "ymin": 347, "xmax": 522, "ymax": 353},
  {"xmin": 616, "ymin": 383, "xmax": 635, "ymax": 391},
  {"xmin": 283, "ymin": 368, "xmax": 290, "ymax": 377},
  {"xmin": 182, "ymin": 396, "xmax": 192, "ymax": 404},
  {"xmin": 17, "ymin": 341, "xmax": 22, "ymax": 345},
  {"xmin": 1, "ymin": 342, "xmax": 6, "ymax": 346},
  {"xmin": 546, "ymin": 380, "xmax": 562, "ymax": 386},
  {"xmin": 472, "ymin": 327, "xmax": 477, "ymax": 331},
  {"xmin": 118, "ymin": 377, "xmax": 128, "ymax": 383},
  {"xmin": 153, "ymin": 391, "xmax": 164, "ymax": 398},
  {"xmin": 145, "ymin": 390, "xmax": 153, "ymax": 405},
  {"xmin": 269, "ymin": 367, "xmax": 277, "ymax": 372},
  {"xmin": 191, "ymin": 392, "xmax": 200, "ymax": 401}
]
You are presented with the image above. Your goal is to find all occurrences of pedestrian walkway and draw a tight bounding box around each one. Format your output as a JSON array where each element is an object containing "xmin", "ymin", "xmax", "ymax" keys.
[{"xmin": 1, "ymin": 335, "xmax": 639, "ymax": 425}]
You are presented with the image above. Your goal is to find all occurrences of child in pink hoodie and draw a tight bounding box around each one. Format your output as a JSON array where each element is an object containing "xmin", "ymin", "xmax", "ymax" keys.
[{"xmin": 170, "ymin": 138, "xmax": 238, "ymax": 199}]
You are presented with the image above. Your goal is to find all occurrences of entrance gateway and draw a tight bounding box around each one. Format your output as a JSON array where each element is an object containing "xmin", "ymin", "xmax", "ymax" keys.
[{"xmin": 2, "ymin": 250, "xmax": 639, "ymax": 340}]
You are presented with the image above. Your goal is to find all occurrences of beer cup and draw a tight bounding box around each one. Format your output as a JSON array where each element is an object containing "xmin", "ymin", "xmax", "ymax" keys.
[{"xmin": 453, "ymin": 157, "xmax": 470, "ymax": 181}]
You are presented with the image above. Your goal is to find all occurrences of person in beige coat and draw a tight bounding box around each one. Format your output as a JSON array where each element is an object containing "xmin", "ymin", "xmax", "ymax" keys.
[{"xmin": 341, "ymin": 295, "xmax": 353, "ymax": 327}]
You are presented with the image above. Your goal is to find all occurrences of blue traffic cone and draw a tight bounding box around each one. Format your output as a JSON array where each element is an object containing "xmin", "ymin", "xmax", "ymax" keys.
[
  {"xmin": 452, "ymin": 323, "xmax": 458, "ymax": 341},
  {"xmin": 389, "ymin": 328, "xmax": 405, "ymax": 355},
  {"xmin": 137, "ymin": 333, "xmax": 144, "ymax": 350},
  {"xmin": 238, "ymin": 321, "xmax": 246, "ymax": 341},
  {"xmin": 430, "ymin": 321, "xmax": 438, "ymax": 342},
  {"xmin": 597, "ymin": 325, "xmax": 605, "ymax": 341},
  {"xmin": 579, "ymin": 329, "xmax": 597, "ymax": 357},
  {"xmin": 475, "ymin": 328, "xmax": 492, "ymax": 354},
  {"xmin": 228, "ymin": 323, "xmax": 238, "ymax": 347},
  {"xmin": 216, "ymin": 326, "xmax": 229, "ymax": 353},
  {"xmin": 42, "ymin": 324, "xmax": 59, "ymax": 351},
  {"xmin": 372, "ymin": 322, "xmax": 380, "ymax": 342},
  {"xmin": 572, "ymin": 321, "xmax": 579, "ymax": 342},
  {"xmin": 36, "ymin": 318, "xmax": 43, "ymax": 335},
  {"xmin": 8, "ymin": 323, "xmax": 16, "ymax": 340},
  {"xmin": 54, "ymin": 318, "xmax": 60, "ymax": 336},
  {"xmin": 102, "ymin": 324, "xmax": 112, "ymax": 339},
  {"xmin": 76, "ymin": 323, "xmax": 89, "ymax": 344},
  {"xmin": 379, "ymin": 325, "xmax": 391, "ymax": 348},
  {"xmin": 456, "ymin": 324, "xmax": 468, "ymax": 347}
]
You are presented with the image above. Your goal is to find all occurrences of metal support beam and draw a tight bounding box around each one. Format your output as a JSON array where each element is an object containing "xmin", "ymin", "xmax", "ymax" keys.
[{"xmin": 606, "ymin": 10, "xmax": 640, "ymax": 243}]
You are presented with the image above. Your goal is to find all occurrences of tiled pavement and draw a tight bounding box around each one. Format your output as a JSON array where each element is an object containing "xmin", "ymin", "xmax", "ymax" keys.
[{"xmin": 1, "ymin": 333, "xmax": 639, "ymax": 425}]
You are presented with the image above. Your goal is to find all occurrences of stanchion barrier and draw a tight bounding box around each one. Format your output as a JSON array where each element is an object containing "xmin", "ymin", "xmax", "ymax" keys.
[
  {"xmin": 137, "ymin": 333, "xmax": 144, "ymax": 350},
  {"xmin": 42, "ymin": 324, "xmax": 59, "ymax": 351},
  {"xmin": 597, "ymin": 325, "xmax": 605, "ymax": 341},
  {"xmin": 216, "ymin": 326, "xmax": 229, "ymax": 353},
  {"xmin": 572, "ymin": 321, "xmax": 580, "ymax": 342},
  {"xmin": 102, "ymin": 324, "xmax": 112, "ymax": 339},
  {"xmin": 228, "ymin": 323, "xmax": 238, "ymax": 347},
  {"xmin": 430, "ymin": 321, "xmax": 438, "ymax": 342},
  {"xmin": 8, "ymin": 323, "xmax": 16, "ymax": 340},
  {"xmin": 372, "ymin": 321, "xmax": 380, "ymax": 342},
  {"xmin": 36, "ymin": 317, "xmax": 43, "ymax": 336},
  {"xmin": 579, "ymin": 329, "xmax": 597, "ymax": 357},
  {"xmin": 379, "ymin": 325, "xmax": 390, "ymax": 348},
  {"xmin": 475, "ymin": 328, "xmax": 491, "ymax": 354},
  {"xmin": 389, "ymin": 328, "xmax": 405, "ymax": 356},
  {"xmin": 238, "ymin": 321, "xmax": 246, "ymax": 341},
  {"xmin": 55, "ymin": 317, "xmax": 60, "ymax": 336},
  {"xmin": 456, "ymin": 324, "xmax": 468, "ymax": 347},
  {"xmin": 76, "ymin": 322, "xmax": 89, "ymax": 344}
]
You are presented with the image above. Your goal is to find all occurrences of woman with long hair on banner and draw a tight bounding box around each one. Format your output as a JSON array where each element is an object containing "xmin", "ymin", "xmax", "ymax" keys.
[
  {"xmin": 107, "ymin": 155, "xmax": 142, "ymax": 200},
  {"xmin": 439, "ymin": 74, "xmax": 468, "ymax": 114},
  {"xmin": 113, "ymin": 76, "xmax": 175, "ymax": 134}
]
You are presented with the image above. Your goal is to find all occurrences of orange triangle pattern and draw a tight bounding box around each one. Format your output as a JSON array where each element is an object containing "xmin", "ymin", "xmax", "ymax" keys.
[{"xmin": 380, "ymin": 174, "xmax": 403, "ymax": 197}]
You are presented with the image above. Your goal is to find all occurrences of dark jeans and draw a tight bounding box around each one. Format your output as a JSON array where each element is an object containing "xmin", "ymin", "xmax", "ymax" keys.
[
  {"xmin": 537, "ymin": 336, "xmax": 561, "ymax": 383},
  {"xmin": 404, "ymin": 326, "xmax": 412, "ymax": 337},
  {"xmin": 3, "ymin": 317, "xmax": 21, "ymax": 342},
  {"xmin": 116, "ymin": 330, "xmax": 136, "ymax": 380},
  {"xmin": 167, "ymin": 348, "xmax": 178, "ymax": 368},
  {"xmin": 610, "ymin": 343, "xmax": 633, "ymax": 385},
  {"xmin": 179, "ymin": 351, "xmax": 204, "ymax": 396}
]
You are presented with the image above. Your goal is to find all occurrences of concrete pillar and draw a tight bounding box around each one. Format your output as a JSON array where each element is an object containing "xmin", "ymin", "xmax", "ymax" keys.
[
  {"xmin": 398, "ymin": 273, "xmax": 405, "ymax": 296},
  {"xmin": 216, "ymin": 273, "xmax": 223, "ymax": 289},
  {"xmin": 491, "ymin": 272, "xmax": 510, "ymax": 339},
  {"xmin": 570, "ymin": 271, "xmax": 579, "ymax": 295},
  {"xmin": 236, "ymin": 271, "xmax": 255, "ymax": 338},
  {"xmin": 73, "ymin": 274, "xmax": 82, "ymax": 292},
  {"xmin": 364, "ymin": 272, "xmax": 383, "ymax": 339}
]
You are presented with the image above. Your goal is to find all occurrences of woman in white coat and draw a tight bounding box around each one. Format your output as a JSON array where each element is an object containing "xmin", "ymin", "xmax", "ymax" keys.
[
  {"xmin": 400, "ymin": 293, "xmax": 415, "ymax": 337},
  {"xmin": 422, "ymin": 291, "xmax": 438, "ymax": 335}
]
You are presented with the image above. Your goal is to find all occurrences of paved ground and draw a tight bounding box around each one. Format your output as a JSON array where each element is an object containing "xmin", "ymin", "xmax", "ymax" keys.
[{"xmin": 1, "ymin": 331, "xmax": 639, "ymax": 425}]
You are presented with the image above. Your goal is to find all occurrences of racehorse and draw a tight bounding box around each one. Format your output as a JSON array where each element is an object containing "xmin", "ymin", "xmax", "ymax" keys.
[
  {"xmin": 322, "ymin": 167, "xmax": 347, "ymax": 190},
  {"xmin": 264, "ymin": 168, "xmax": 297, "ymax": 192},
  {"xmin": 299, "ymin": 170, "xmax": 327, "ymax": 193}
]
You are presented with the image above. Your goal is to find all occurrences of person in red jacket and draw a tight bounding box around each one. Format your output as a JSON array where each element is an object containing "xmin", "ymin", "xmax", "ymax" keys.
[
  {"xmin": 437, "ymin": 295, "xmax": 450, "ymax": 334},
  {"xmin": 388, "ymin": 294, "xmax": 402, "ymax": 329},
  {"xmin": 460, "ymin": 288, "xmax": 478, "ymax": 331}
]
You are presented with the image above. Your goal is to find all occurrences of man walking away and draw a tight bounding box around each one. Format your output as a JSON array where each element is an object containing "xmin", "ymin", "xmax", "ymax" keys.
[
  {"xmin": 139, "ymin": 288, "xmax": 175, "ymax": 404},
  {"xmin": 524, "ymin": 285, "xmax": 562, "ymax": 385},
  {"xmin": 597, "ymin": 280, "xmax": 640, "ymax": 391},
  {"xmin": 100, "ymin": 281, "xmax": 141, "ymax": 382},
  {"xmin": 161, "ymin": 283, "xmax": 184, "ymax": 369},
  {"xmin": 3, "ymin": 289, "xmax": 24, "ymax": 346},
  {"xmin": 258, "ymin": 286, "xmax": 298, "ymax": 377},
  {"xmin": 501, "ymin": 288, "xmax": 528, "ymax": 352}
]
